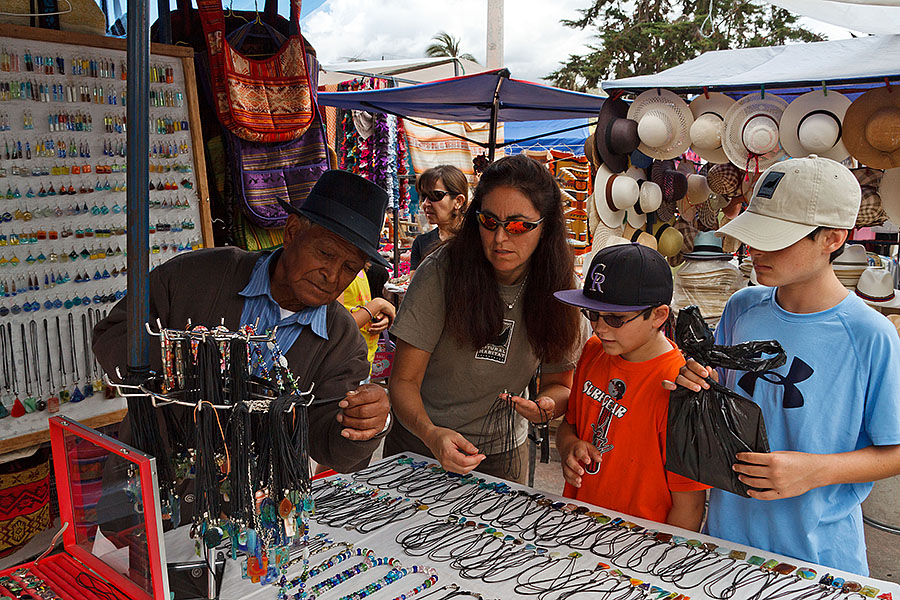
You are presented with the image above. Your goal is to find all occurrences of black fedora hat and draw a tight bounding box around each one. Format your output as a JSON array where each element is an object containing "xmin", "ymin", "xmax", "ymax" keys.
[
  {"xmin": 594, "ymin": 97, "xmax": 640, "ymax": 174},
  {"xmin": 277, "ymin": 170, "xmax": 390, "ymax": 267}
]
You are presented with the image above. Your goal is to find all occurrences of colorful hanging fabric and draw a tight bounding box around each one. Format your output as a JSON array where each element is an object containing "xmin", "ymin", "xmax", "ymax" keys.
[{"xmin": 197, "ymin": 0, "xmax": 315, "ymax": 142}]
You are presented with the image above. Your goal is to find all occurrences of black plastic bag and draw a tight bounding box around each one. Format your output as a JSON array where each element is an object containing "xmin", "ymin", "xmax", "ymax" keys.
[{"xmin": 666, "ymin": 306, "xmax": 783, "ymax": 497}]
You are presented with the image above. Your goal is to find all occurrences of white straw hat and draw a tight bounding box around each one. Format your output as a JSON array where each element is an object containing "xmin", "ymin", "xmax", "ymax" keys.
[
  {"xmin": 779, "ymin": 90, "xmax": 851, "ymax": 162},
  {"xmin": 689, "ymin": 92, "xmax": 735, "ymax": 165},
  {"xmin": 627, "ymin": 89, "xmax": 694, "ymax": 160},
  {"xmin": 594, "ymin": 164, "xmax": 640, "ymax": 228},
  {"xmin": 723, "ymin": 92, "xmax": 789, "ymax": 171},
  {"xmin": 624, "ymin": 166, "xmax": 662, "ymax": 228}
]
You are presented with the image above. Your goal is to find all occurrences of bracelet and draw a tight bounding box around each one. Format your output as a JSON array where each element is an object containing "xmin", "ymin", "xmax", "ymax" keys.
[{"xmin": 354, "ymin": 305, "xmax": 375, "ymax": 322}]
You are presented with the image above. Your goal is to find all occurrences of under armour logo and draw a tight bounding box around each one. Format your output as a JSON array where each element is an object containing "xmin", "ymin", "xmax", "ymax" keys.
[
  {"xmin": 590, "ymin": 263, "xmax": 606, "ymax": 293},
  {"xmin": 738, "ymin": 357, "xmax": 813, "ymax": 409}
]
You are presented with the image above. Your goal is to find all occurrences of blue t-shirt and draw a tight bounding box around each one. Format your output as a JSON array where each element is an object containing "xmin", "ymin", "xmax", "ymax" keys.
[{"xmin": 706, "ymin": 286, "xmax": 900, "ymax": 576}]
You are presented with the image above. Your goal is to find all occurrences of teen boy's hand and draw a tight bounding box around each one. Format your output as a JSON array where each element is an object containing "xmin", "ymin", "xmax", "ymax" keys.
[
  {"xmin": 732, "ymin": 451, "xmax": 824, "ymax": 499},
  {"xmin": 557, "ymin": 420, "xmax": 603, "ymax": 488},
  {"xmin": 661, "ymin": 358, "xmax": 719, "ymax": 392}
]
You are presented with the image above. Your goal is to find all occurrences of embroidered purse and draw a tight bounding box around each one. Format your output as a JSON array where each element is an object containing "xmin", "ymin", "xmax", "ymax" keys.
[{"xmin": 197, "ymin": 0, "xmax": 315, "ymax": 142}]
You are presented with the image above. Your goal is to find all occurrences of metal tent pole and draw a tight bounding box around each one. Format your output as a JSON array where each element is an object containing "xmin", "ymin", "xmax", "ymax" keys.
[
  {"xmin": 487, "ymin": 70, "xmax": 508, "ymax": 161},
  {"xmin": 126, "ymin": 0, "xmax": 151, "ymax": 381}
]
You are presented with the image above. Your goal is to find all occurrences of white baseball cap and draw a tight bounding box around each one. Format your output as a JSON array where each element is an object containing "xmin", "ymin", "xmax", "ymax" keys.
[{"xmin": 716, "ymin": 155, "xmax": 861, "ymax": 252}]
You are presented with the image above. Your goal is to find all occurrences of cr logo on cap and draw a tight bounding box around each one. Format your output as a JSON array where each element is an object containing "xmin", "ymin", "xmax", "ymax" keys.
[{"xmin": 590, "ymin": 263, "xmax": 607, "ymax": 293}]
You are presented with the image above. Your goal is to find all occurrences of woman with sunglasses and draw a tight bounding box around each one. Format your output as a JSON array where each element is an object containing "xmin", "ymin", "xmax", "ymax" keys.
[
  {"xmin": 387, "ymin": 154, "xmax": 584, "ymax": 482},
  {"xmin": 410, "ymin": 165, "xmax": 469, "ymax": 277}
]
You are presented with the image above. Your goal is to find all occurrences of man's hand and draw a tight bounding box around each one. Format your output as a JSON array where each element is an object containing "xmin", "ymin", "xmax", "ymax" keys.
[
  {"xmin": 734, "ymin": 451, "xmax": 825, "ymax": 500},
  {"xmin": 662, "ymin": 358, "xmax": 719, "ymax": 392},
  {"xmin": 560, "ymin": 439, "xmax": 603, "ymax": 489},
  {"xmin": 336, "ymin": 383, "xmax": 390, "ymax": 441},
  {"xmin": 508, "ymin": 394, "xmax": 555, "ymax": 423},
  {"xmin": 424, "ymin": 426, "xmax": 486, "ymax": 475},
  {"xmin": 366, "ymin": 298, "xmax": 396, "ymax": 334}
]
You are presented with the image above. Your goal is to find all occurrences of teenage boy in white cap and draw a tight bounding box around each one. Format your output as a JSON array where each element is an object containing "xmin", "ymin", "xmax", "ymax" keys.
[
  {"xmin": 555, "ymin": 243, "xmax": 708, "ymax": 531},
  {"xmin": 667, "ymin": 155, "xmax": 900, "ymax": 575}
]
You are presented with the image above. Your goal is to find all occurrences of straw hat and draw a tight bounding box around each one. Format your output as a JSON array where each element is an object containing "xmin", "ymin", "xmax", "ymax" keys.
[
  {"xmin": 723, "ymin": 92, "xmax": 789, "ymax": 171},
  {"xmin": 652, "ymin": 222, "xmax": 684, "ymax": 257},
  {"xmin": 594, "ymin": 164, "xmax": 640, "ymax": 228},
  {"xmin": 779, "ymin": 90, "xmax": 851, "ymax": 162},
  {"xmin": 843, "ymin": 86, "xmax": 900, "ymax": 169},
  {"xmin": 833, "ymin": 244, "xmax": 870, "ymax": 289},
  {"xmin": 707, "ymin": 163, "xmax": 744, "ymax": 198},
  {"xmin": 594, "ymin": 98, "xmax": 641, "ymax": 173},
  {"xmin": 722, "ymin": 195, "xmax": 745, "ymax": 220},
  {"xmin": 696, "ymin": 201, "xmax": 721, "ymax": 230},
  {"xmin": 624, "ymin": 167, "xmax": 661, "ymax": 228},
  {"xmin": 855, "ymin": 267, "xmax": 900, "ymax": 308},
  {"xmin": 678, "ymin": 194, "xmax": 697, "ymax": 222},
  {"xmin": 887, "ymin": 314, "xmax": 900, "ymax": 338},
  {"xmin": 584, "ymin": 132, "xmax": 598, "ymax": 169},
  {"xmin": 623, "ymin": 222, "xmax": 659, "ymax": 250},
  {"xmin": 689, "ymin": 92, "xmax": 735, "ymax": 165},
  {"xmin": 627, "ymin": 89, "xmax": 694, "ymax": 160},
  {"xmin": 880, "ymin": 167, "xmax": 900, "ymax": 224}
]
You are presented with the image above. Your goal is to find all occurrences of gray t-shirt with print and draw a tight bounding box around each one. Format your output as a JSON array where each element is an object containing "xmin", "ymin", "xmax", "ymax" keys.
[{"xmin": 391, "ymin": 246, "xmax": 581, "ymax": 454}]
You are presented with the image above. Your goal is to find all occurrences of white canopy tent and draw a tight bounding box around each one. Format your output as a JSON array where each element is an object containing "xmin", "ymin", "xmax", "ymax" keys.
[
  {"xmin": 763, "ymin": 0, "xmax": 900, "ymax": 36},
  {"xmin": 602, "ymin": 34, "xmax": 900, "ymax": 96}
]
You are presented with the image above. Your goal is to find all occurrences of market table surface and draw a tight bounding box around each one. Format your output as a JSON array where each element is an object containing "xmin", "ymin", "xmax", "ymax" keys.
[{"xmin": 161, "ymin": 453, "xmax": 900, "ymax": 600}]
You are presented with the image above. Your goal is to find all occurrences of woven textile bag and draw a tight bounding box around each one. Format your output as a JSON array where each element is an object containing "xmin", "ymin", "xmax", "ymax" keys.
[{"xmin": 197, "ymin": 0, "xmax": 315, "ymax": 142}]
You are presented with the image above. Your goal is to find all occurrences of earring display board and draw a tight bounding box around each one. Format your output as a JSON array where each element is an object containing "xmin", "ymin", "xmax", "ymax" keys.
[{"xmin": 0, "ymin": 23, "xmax": 213, "ymax": 455}]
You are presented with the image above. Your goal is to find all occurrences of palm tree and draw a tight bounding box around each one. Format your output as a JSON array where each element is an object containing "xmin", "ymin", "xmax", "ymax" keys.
[{"xmin": 425, "ymin": 31, "xmax": 476, "ymax": 62}]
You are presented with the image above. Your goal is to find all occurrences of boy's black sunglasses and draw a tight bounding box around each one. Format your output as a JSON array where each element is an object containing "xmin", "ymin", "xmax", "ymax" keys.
[{"xmin": 580, "ymin": 307, "xmax": 653, "ymax": 328}]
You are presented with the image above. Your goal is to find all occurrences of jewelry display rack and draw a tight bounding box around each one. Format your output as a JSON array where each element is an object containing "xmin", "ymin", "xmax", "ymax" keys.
[{"xmin": 0, "ymin": 23, "xmax": 213, "ymax": 454}]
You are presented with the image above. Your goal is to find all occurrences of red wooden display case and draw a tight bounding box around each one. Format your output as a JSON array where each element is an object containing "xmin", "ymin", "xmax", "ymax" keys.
[{"xmin": 0, "ymin": 416, "xmax": 170, "ymax": 600}]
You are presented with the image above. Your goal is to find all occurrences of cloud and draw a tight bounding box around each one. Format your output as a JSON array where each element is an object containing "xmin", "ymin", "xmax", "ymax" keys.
[{"xmin": 300, "ymin": 0, "xmax": 597, "ymax": 82}]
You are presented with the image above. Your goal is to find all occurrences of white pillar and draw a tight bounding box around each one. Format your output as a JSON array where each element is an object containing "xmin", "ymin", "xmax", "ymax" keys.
[{"xmin": 487, "ymin": 0, "xmax": 504, "ymax": 70}]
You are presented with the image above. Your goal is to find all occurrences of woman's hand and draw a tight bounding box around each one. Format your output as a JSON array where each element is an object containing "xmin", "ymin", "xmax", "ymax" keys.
[
  {"xmin": 365, "ymin": 298, "xmax": 396, "ymax": 334},
  {"xmin": 507, "ymin": 394, "xmax": 555, "ymax": 423},
  {"xmin": 423, "ymin": 426, "xmax": 486, "ymax": 474},
  {"xmin": 661, "ymin": 358, "xmax": 718, "ymax": 392}
]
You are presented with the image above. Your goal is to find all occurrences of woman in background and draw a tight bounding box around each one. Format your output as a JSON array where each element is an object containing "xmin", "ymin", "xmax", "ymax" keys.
[{"xmin": 410, "ymin": 165, "xmax": 468, "ymax": 276}]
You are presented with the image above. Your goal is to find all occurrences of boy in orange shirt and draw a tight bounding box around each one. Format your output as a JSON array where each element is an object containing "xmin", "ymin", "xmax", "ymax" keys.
[{"xmin": 554, "ymin": 242, "xmax": 708, "ymax": 531}]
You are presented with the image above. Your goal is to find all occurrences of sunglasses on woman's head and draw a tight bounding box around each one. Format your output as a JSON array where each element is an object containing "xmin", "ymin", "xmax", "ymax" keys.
[
  {"xmin": 476, "ymin": 211, "xmax": 544, "ymax": 235},
  {"xmin": 580, "ymin": 307, "xmax": 652, "ymax": 328},
  {"xmin": 421, "ymin": 190, "xmax": 451, "ymax": 203}
]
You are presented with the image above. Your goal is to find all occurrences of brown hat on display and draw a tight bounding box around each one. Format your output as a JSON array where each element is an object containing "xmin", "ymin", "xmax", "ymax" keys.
[
  {"xmin": 843, "ymin": 86, "xmax": 900, "ymax": 169},
  {"xmin": 651, "ymin": 160, "xmax": 688, "ymax": 222},
  {"xmin": 707, "ymin": 163, "xmax": 744, "ymax": 198},
  {"xmin": 722, "ymin": 92, "xmax": 789, "ymax": 171},
  {"xmin": 689, "ymin": 92, "xmax": 735, "ymax": 165},
  {"xmin": 687, "ymin": 174, "xmax": 714, "ymax": 207},
  {"xmin": 584, "ymin": 132, "xmax": 598, "ymax": 169},
  {"xmin": 627, "ymin": 89, "xmax": 694, "ymax": 160},
  {"xmin": 594, "ymin": 97, "xmax": 641, "ymax": 173},
  {"xmin": 623, "ymin": 222, "xmax": 659, "ymax": 250}
]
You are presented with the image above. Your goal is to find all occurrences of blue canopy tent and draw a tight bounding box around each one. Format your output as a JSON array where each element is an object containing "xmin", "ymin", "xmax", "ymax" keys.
[
  {"xmin": 503, "ymin": 119, "xmax": 590, "ymax": 155},
  {"xmin": 317, "ymin": 69, "xmax": 605, "ymax": 161},
  {"xmin": 318, "ymin": 69, "xmax": 604, "ymax": 274}
]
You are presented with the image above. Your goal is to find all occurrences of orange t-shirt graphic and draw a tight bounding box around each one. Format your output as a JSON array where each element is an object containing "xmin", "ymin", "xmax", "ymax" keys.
[{"xmin": 564, "ymin": 336, "xmax": 708, "ymax": 523}]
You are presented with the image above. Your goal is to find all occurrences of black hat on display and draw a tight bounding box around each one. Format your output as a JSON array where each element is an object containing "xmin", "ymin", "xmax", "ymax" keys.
[
  {"xmin": 594, "ymin": 97, "xmax": 641, "ymax": 173},
  {"xmin": 554, "ymin": 242, "xmax": 673, "ymax": 312},
  {"xmin": 277, "ymin": 170, "xmax": 390, "ymax": 267}
]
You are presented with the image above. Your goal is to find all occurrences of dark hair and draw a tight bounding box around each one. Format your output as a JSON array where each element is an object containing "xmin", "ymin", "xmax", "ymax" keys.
[
  {"xmin": 805, "ymin": 227, "xmax": 847, "ymax": 263},
  {"xmin": 416, "ymin": 165, "xmax": 469, "ymax": 227},
  {"xmin": 443, "ymin": 154, "xmax": 580, "ymax": 363}
]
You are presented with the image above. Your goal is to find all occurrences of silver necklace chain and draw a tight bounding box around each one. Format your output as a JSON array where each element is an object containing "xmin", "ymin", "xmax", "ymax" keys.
[{"xmin": 506, "ymin": 273, "xmax": 529, "ymax": 310}]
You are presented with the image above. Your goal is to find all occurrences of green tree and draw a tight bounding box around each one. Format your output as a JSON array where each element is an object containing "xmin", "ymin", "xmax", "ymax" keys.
[
  {"xmin": 426, "ymin": 31, "xmax": 477, "ymax": 62},
  {"xmin": 549, "ymin": 0, "xmax": 823, "ymax": 91}
]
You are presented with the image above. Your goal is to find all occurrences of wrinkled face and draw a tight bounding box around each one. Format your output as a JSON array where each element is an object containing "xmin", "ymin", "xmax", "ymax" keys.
[
  {"xmin": 274, "ymin": 216, "xmax": 367, "ymax": 310},
  {"xmin": 421, "ymin": 177, "xmax": 465, "ymax": 227},
  {"xmin": 478, "ymin": 186, "xmax": 543, "ymax": 283}
]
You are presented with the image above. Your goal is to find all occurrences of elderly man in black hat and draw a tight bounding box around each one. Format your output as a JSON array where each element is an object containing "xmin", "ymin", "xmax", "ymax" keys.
[{"xmin": 94, "ymin": 170, "xmax": 392, "ymax": 474}]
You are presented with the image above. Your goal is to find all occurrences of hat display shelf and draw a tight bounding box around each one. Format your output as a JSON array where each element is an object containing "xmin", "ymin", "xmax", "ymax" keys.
[{"xmin": 0, "ymin": 25, "xmax": 213, "ymax": 455}]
